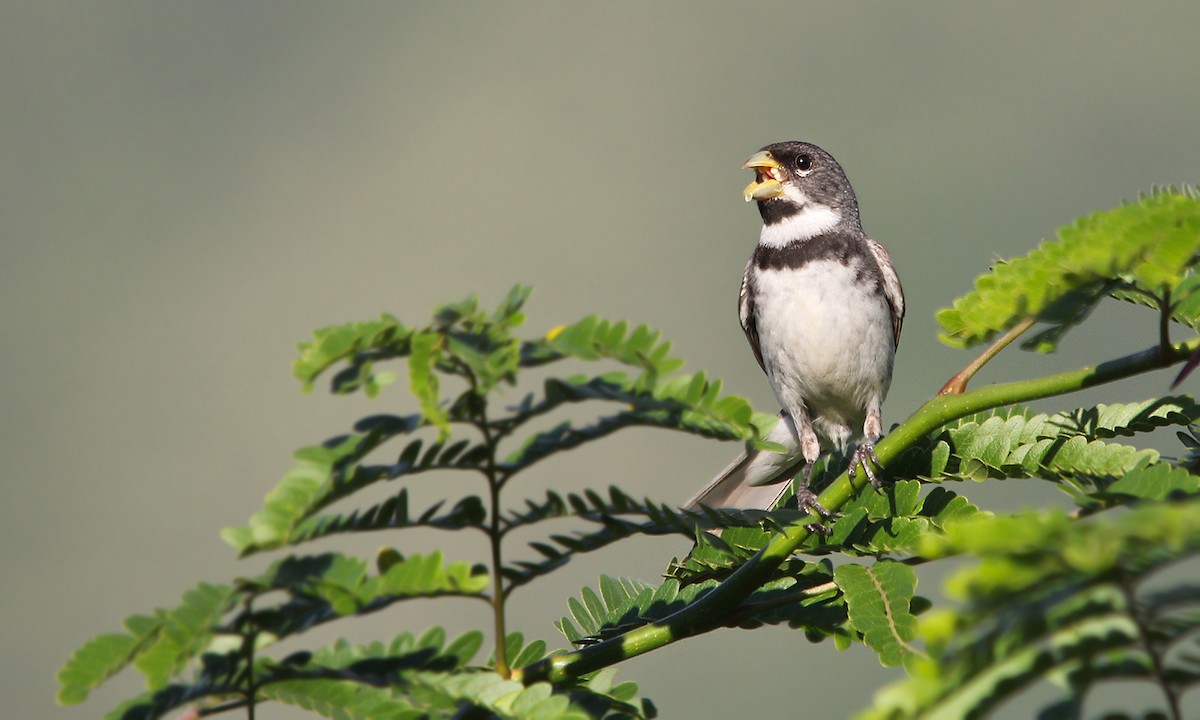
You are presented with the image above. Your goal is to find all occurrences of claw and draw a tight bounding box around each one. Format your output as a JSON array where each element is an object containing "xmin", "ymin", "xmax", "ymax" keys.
[
  {"xmin": 848, "ymin": 440, "xmax": 885, "ymax": 489},
  {"xmin": 794, "ymin": 484, "xmax": 834, "ymax": 519},
  {"xmin": 794, "ymin": 464, "xmax": 835, "ymax": 533}
]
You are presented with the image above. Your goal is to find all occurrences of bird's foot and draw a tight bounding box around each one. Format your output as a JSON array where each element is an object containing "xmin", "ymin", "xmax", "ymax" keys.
[
  {"xmin": 848, "ymin": 439, "xmax": 884, "ymax": 490},
  {"xmin": 793, "ymin": 464, "xmax": 835, "ymax": 533},
  {"xmin": 794, "ymin": 484, "xmax": 834, "ymax": 520}
]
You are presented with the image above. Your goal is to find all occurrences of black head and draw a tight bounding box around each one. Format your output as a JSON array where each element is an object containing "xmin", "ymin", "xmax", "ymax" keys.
[{"xmin": 742, "ymin": 141, "xmax": 860, "ymax": 228}]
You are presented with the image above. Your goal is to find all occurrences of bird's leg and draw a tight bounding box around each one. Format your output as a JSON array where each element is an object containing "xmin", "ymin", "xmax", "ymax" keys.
[
  {"xmin": 793, "ymin": 461, "xmax": 833, "ymax": 522},
  {"xmin": 849, "ymin": 403, "xmax": 885, "ymax": 489},
  {"xmin": 792, "ymin": 416, "xmax": 833, "ymax": 521}
]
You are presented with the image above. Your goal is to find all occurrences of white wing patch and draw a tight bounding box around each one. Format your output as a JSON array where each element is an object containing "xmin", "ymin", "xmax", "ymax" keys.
[
  {"xmin": 865, "ymin": 238, "xmax": 905, "ymax": 346},
  {"xmin": 738, "ymin": 261, "xmax": 752, "ymax": 330}
]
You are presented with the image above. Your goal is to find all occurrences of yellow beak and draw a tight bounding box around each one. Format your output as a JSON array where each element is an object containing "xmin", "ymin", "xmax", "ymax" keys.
[{"xmin": 742, "ymin": 150, "xmax": 785, "ymax": 202}]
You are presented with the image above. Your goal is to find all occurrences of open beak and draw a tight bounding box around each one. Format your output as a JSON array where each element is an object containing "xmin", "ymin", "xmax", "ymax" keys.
[{"xmin": 742, "ymin": 150, "xmax": 785, "ymax": 202}]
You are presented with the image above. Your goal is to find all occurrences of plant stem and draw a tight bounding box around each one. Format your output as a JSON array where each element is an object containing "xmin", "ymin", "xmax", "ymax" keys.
[
  {"xmin": 939, "ymin": 317, "xmax": 1035, "ymax": 395},
  {"xmin": 1117, "ymin": 575, "xmax": 1181, "ymax": 720},
  {"xmin": 477, "ymin": 397, "xmax": 510, "ymax": 678},
  {"xmin": 515, "ymin": 336, "xmax": 1200, "ymax": 685},
  {"xmin": 242, "ymin": 596, "xmax": 256, "ymax": 720},
  {"xmin": 1159, "ymin": 287, "xmax": 1173, "ymax": 356},
  {"xmin": 488, "ymin": 478, "xmax": 510, "ymax": 677}
]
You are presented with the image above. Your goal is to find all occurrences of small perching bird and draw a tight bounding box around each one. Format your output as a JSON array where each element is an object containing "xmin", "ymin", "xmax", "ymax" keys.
[{"xmin": 684, "ymin": 141, "xmax": 904, "ymax": 518}]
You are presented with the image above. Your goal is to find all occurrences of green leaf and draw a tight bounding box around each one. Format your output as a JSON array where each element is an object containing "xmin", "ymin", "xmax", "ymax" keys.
[
  {"xmin": 264, "ymin": 680, "xmax": 427, "ymax": 720},
  {"xmin": 1106, "ymin": 462, "xmax": 1200, "ymax": 501},
  {"xmin": 500, "ymin": 372, "xmax": 772, "ymax": 473},
  {"xmin": 541, "ymin": 315, "xmax": 684, "ymax": 377},
  {"xmin": 861, "ymin": 500, "xmax": 1200, "ymax": 719},
  {"xmin": 291, "ymin": 490, "xmax": 488, "ymax": 547},
  {"xmin": 294, "ymin": 314, "xmax": 411, "ymax": 392},
  {"xmin": 1046, "ymin": 395, "xmax": 1200, "ymax": 438},
  {"xmin": 443, "ymin": 630, "xmax": 486, "ymax": 665},
  {"xmin": 223, "ymin": 425, "xmax": 487, "ymax": 555},
  {"xmin": 249, "ymin": 552, "xmax": 488, "ymax": 622},
  {"xmin": 293, "ymin": 285, "xmax": 535, "ymax": 396},
  {"xmin": 905, "ymin": 399, "xmax": 1200, "ymax": 490},
  {"xmin": 497, "ymin": 372, "xmax": 765, "ymax": 443},
  {"xmin": 938, "ymin": 188, "xmax": 1200, "ymax": 349},
  {"xmin": 557, "ymin": 567, "xmax": 844, "ymax": 646},
  {"xmin": 257, "ymin": 630, "xmax": 507, "ymax": 719},
  {"xmin": 408, "ymin": 332, "xmax": 450, "ymax": 439},
  {"xmin": 511, "ymin": 639, "xmax": 548, "ymax": 668},
  {"xmin": 57, "ymin": 634, "xmax": 141, "ymax": 705},
  {"xmin": 1113, "ymin": 270, "xmax": 1200, "ymax": 329},
  {"xmin": 132, "ymin": 583, "xmax": 236, "ymax": 690},
  {"xmin": 59, "ymin": 583, "xmax": 237, "ymax": 710},
  {"xmin": 836, "ymin": 562, "xmax": 920, "ymax": 667},
  {"xmin": 501, "ymin": 490, "xmax": 754, "ymax": 590},
  {"xmin": 366, "ymin": 550, "xmax": 490, "ymax": 603}
]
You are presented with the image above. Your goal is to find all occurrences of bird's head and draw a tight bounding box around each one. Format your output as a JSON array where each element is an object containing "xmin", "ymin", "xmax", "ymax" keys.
[{"xmin": 742, "ymin": 141, "xmax": 859, "ymax": 232}]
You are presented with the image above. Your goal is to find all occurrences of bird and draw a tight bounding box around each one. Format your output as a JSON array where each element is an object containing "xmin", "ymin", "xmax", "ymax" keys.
[{"xmin": 684, "ymin": 141, "xmax": 904, "ymax": 519}]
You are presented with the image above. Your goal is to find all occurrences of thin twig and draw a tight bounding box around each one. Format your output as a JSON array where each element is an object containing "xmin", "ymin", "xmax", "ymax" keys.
[{"xmin": 939, "ymin": 317, "xmax": 1036, "ymax": 395}]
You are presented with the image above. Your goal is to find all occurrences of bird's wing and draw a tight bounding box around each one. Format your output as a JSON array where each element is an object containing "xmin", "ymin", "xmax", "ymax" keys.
[
  {"xmin": 866, "ymin": 238, "xmax": 905, "ymax": 347},
  {"xmin": 682, "ymin": 413, "xmax": 803, "ymax": 511},
  {"xmin": 738, "ymin": 260, "xmax": 767, "ymax": 374}
]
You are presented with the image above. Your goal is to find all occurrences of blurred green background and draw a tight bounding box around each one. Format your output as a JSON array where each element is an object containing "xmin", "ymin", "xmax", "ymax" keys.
[{"xmin": 7, "ymin": 3, "xmax": 1199, "ymax": 718}]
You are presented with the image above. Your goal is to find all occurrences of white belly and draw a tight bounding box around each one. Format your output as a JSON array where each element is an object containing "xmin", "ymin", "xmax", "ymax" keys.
[{"xmin": 753, "ymin": 259, "xmax": 895, "ymax": 449}]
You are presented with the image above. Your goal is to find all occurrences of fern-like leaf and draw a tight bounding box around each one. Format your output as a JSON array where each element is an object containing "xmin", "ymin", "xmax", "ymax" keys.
[
  {"xmin": 500, "ymin": 494, "xmax": 779, "ymax": 591},
  {"xmin": 835, "ymin": 562, "xmax": 921, "ymax": 668},
  {"xmin": 223, "ymin": 424, "xmax": 488, "ymax": 555},
  {"xmin": 1113, "ymin": 270, "xmax": 1200, "ymax": 330},
  {"xmin": 295, "ymin": 314, "xmax": 413, "ymax": 394},
  {"xmin": 243, "ymin": 552, "xmax": 489, "ymax": 625},
  {"xmin": 57, "ymin": 583, "xmax": 237, "ymax": 711},
  {"xmin": 57, "ymin": 633, "xmax": 146, "ymax": 706},
  {"xmin": 894, "ymin": 399, "xmax": 1200, "ymax": 503},
  {"xmin": 556, "ymin": 566, "xmax": 844, "ymax": 648},
  {"xmin": 290, "ymin": 490, "xmax": 487, "ymax": 547},
  {"xmin": 860, "ymin": 500, "xmax": 1200, "ymax": 719},
  {"xmin": 263, "ymin": 680, "xmax": 428, "ymax": 720},
  {"xmin": 938, "ymin": 188, "xmax": 1200, "ymax": 349},
  {"xmin": 540, "ymin": 316, "xmax": 684, "ymax": 377},
  {"xmin": 500, "ymin": 371, "xmax": 772, "ymax": 474},
  {"xmin": 665, "ymin": 481, "xmax": 980, "ymax": 587},
  {"xmin": 294, "ymin": 285, "xmax": 535, "ymax": 396}
]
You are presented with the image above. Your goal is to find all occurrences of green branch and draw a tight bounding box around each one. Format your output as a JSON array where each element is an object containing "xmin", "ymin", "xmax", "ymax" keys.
[{"xmin": 516, "ymin": 335, "xmax": 1200, "ymax": 684}]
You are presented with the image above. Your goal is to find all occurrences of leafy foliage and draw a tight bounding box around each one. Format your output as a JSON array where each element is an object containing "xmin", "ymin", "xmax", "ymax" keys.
[
  {"xmin": 938, "ymin": 187, "xmax": 1200, "ymax": 349},
  {"xmin": 64, "ymin": 286, "xmax": 774, "ymax": 718},
  {"xmin": 223, "ymin": 292, "xmax": 774, "ymax": 558},
  {"xmin": 858, "ymin": 501, "xmax": 1200, "ymax": 719},
  {"xmin": 60, "ymin": 189, "xmax": 1200, "ymax": 719}
]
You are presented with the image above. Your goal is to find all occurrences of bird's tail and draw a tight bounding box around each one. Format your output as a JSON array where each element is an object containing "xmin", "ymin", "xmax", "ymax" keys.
[{"xmin": 682, "ymin": 412, "xmax": 804, "ymax": 512}]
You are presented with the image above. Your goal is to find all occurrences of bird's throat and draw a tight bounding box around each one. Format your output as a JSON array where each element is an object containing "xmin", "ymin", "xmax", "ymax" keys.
[{"xmin": 758, "ymin": 203, "xmax": 842, "ymax": 248}]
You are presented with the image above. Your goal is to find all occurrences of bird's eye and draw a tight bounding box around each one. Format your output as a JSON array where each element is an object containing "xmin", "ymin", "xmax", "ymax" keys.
[{"xmin": 796, "ymin": 155, "xmax": 813, "ymax": 172}]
